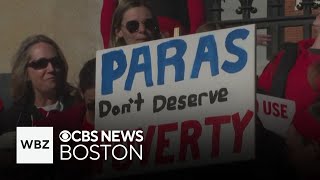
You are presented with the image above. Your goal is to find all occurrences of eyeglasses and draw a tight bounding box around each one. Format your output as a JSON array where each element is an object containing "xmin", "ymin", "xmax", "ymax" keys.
[
  {"xmin": 27, "ymin": 56, "xmax": 63, "ymax": 70},
  {"xmin": 86, "ymin": 101, "xmax": 95, "ymax": 111},
  {"xmin": 124, "ymin": 18, "xmax": 157, "ymax": 33}
]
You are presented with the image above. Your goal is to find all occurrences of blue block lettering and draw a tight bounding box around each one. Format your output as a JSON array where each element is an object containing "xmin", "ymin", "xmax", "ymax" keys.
[
  {"xmin": 157, "ymin": 39, "xmax": 186, "ymax": 85},
  {"xmin": 191, "ymin": 35, "xmax": 219, "ymax": 78},
  {"xmin": 222, "ymin": 29, "xmax": 249, "ymax": 73},
  {"xmin": 125, "ymin": 46, "xmax": 153, "ymax": 91},
  {"xmin": 101, "ymin": 50, "xmax": 127, "ymax": 95}
]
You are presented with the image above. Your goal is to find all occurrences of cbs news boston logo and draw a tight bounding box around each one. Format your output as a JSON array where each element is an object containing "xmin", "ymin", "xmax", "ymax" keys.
[
  {"xmin": 16, "ymin": 127, "xmax": 53, "ymax": 164},
  {"xmin": 17, "ymin": 127, "xmax": 144, "ymax": 164}
]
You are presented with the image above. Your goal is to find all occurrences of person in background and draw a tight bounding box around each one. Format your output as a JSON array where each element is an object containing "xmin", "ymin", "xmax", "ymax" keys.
[
  {"xmin": 196, "ymin": 22, "xmax": 271, "ymax": 46},
  {"xmin": 257, "ymin": 14, "xmax": 320, "ymax": 179},
  {"xmin": 109, "ymin": 0, "xmax": 162, "ymax": 48},
  {"xmin": 258, "ymin": 13, "xmax": 320, "ymax": 114},
  {"xmin": 101, "ymin": 0, "xmax": 205, "ymax": 48},
  {"xmin": 79, "ymin": 58, "xmax": 96, "ymax": 131},
  {"xmin": 96, "ymin": 1, "xmax": 164, "ymax": 175},
  {"xmin": 65, "ymin": 58, "xmax": 102, "ymax": 178}
]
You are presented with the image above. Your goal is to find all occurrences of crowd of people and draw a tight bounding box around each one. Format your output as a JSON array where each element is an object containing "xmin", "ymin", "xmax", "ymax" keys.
[{"xmin": 0, "ymin": 0, "xmax": 319, "ymax": 179}]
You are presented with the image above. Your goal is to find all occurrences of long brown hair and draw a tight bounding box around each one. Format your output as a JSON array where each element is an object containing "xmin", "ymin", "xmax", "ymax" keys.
[{"xmin": 11, "ymin": 34, "xmax": 68, "ymax": 102}]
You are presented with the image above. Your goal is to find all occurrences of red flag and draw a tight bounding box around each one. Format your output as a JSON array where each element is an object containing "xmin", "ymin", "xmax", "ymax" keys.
[{"xmin": 100, "ymin": 0, "xmax": 118, "ymax": 48}]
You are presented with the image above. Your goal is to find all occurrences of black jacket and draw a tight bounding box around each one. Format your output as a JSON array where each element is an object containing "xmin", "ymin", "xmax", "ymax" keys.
[{"xmin": 0, "ymin": 84, "xmax": 80, "ymax": 135}]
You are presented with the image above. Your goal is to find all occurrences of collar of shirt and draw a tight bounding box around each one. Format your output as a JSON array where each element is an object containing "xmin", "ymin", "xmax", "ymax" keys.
[{"xmin": 37, "ymin": 101, "xmax": 64, "ymax": 112}]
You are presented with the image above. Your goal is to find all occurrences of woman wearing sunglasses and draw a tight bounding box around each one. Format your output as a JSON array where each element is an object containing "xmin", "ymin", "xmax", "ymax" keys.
[
  {"xmin": 101, "ymin": 0, "xmax": 205, "ymax": 48},
  {"xmin": 109, "ymin": 0, "xmax": 161, "ymax": 47},
  {"xmin": 0, "ymin": 34, "xmax": 82, "ymax": 179},
  {"xmin": 1, "ymin": 34, "xmax": 80, "ymax": 130}
]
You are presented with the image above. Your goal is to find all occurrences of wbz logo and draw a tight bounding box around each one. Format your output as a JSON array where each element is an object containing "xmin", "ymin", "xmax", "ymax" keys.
[
  {"xmin": 20, "ymin": 139, "xmax": 50, "ymax": 149},
  {"xmin": 16, "ymin": 127, "xmax": 53, "ymax": 164}
]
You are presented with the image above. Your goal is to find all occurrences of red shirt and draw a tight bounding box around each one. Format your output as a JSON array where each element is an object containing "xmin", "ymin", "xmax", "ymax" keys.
[
  {"xmin": 81, "ymin": 108, "xmax": 104, "ymax": 176},
  {"xmin": 293, "ymin": 107, "xmax": 320, "ymax": 143},
  {"xmin": 32, "ymin": 105, "xmax": 84, "ymax": 130},
  {"xmin": 82, "ymin": 116, "xmax": 94, "ymax": 131},
  {"xmin": 258, "ymin": 39, "xmax": 320, "ymax": 113}
]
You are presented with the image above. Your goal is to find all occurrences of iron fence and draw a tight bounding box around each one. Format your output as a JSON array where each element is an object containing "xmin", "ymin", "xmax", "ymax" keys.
[{"xmin": 206, "ymin": 0, "xmax": 318, "ymax": 56}]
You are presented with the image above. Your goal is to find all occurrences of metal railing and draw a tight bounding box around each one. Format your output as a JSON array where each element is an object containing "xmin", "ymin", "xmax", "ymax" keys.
[{"xmin": 206, "ymin": 0, "xmax": 318, "ymax": 56}]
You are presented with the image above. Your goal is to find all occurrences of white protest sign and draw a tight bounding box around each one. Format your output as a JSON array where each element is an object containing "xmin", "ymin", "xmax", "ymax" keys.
[
  {"xmin": 256, "ymin": 93, "xmax": 296, "ymax": 137},
  {"xmin": 96, "ymin": 24, "xmax": 256, "ymax": 178}
]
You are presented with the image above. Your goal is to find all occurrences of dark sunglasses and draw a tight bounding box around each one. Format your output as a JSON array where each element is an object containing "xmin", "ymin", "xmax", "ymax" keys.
[
  {"xmin": 27, "ymin": 56, "xmax": 63, "ymax": 70},
  {"xmin": 87, "ymin": 101, "xmax": 95, "ymax": 111},
  {"xmin": 125, "ymin": 18, "xmax": 157, "ymax": 33}
]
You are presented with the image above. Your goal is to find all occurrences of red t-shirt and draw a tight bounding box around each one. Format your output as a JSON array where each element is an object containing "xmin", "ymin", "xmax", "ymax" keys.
[{"xmin": 258, "ymin": 39, "xmax": 320, "ymax": 113}]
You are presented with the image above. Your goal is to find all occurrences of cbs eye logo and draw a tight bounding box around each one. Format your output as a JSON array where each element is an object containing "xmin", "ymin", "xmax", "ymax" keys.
[{"xmin": 59, "ymin": 130, "xmax": 71, "ymax": 142}]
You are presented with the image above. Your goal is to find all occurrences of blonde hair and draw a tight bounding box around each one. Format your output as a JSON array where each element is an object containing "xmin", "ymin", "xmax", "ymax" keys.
[
  {"xmin": 11, "ymin": 34, "xmax": 68, "ymax": 102},
  {"xmin": 109, "ymin": 0, "xmax": 161, "ymax": 47}
]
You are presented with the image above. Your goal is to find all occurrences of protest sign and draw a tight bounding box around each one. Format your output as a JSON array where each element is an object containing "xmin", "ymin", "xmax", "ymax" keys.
[
  {"xmin": 96, "ymin": 24, "xmax": 256, "ymax": 178},
  {"xmin": 256, "ymin": 93, "xmax": 296, "ymax": 137}
]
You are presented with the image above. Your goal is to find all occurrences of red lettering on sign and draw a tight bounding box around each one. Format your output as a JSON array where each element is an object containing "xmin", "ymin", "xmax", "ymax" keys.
[
  {"xmin": 110, "ymin": 109, "xmax": 254, "ymax": 171},
  {"xmin": 205, "ymin": 115, "xmax": 231, "ymax": 158},
  {"xmin": 280, "ymin": 104, "xmax": 288, "ymax": 118},
  {"xmin": 262, "ymin": 100, "xmax": 288, "ymax": 119},
  {"xmin": 155, "ymin": 123, "xmax": 178, "ymax": 164},
  {"xmin": 232, "ymin": 110, "xmax": 254, "ymax": 153},
  {"xmin": 179, "ymin": 120, "xmax": 202, "ymax": 161},
  {"xmin": 141, "ymin": 125, "xmax": 156, "ymax": 166}
]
